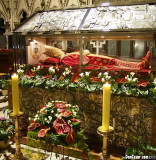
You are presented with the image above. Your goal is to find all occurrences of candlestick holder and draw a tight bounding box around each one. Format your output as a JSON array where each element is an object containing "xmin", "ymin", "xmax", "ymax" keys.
[
  {"xmin": 97, "ymin": 126, "xmax": 114, "ymax": 160},
  {"xmin": 10, "ymin": 112, "xmax": 25, "ymax": 160}
]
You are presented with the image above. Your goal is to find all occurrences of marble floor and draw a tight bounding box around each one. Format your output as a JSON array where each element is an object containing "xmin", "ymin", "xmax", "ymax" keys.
[{"xmin": 0, "ymin": 142, "xmax": 82, "ymax": 160}]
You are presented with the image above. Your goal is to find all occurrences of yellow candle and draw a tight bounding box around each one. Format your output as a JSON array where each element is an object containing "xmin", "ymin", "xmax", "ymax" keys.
[
  {"xmin": 102, "ymin": 82, "xmax": 111, "ymax": 131},
  {"xmin": 11, "ymin": 74, "xmax": 20, "ymax": 115}
]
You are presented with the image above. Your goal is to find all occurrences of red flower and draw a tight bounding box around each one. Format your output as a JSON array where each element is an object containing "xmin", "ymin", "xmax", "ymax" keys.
[
  {"xmin": 53, "ymin": 118, "xmax": 70, "ymax": 134},
  {"xmin": 42, "ymin": 75, "xmax": 50, "ymax": 79},
  {"xmin": 70, "ymin": 118, "xmax": 81, "ymax": 123},
  {"xmin": 58, "ymin": 75, "xmax": 66, "ymax": 80},
  {"xmin": 38, "ymin": 128, "xmax": 50, "ymax": 138},
  {"xmin": 65, "ymin": 128, "xmax": 77, "ymax": 144},
  {"xmin": 136, "ymin": 79, "xmax": 149, "ymax": 87},
  {"xmin": 40, "ymin": 106, "xmax": 47, "ymax": 110},
  {"xmin": 116, "ymin": 78, "xmax": 127, "ymax": 83},
  {"xmin": 62, "ymin": 110, "xmax": 71, "ymax": 117},
  {"xmin": 90, "ymin": 77, "xmax": 101, "ymax": 82},
  {"xmin": 26, "ymin": 70, "xmax": 36, "ymax": 78},
  {"xmin": 28, "ymin": 122, "xmax": 41, "ymax": 131},
  {"xmin": 71, "ymin": 73, "xmax": 80, "ymax": 83},
  {"xmin": 55, "ymin": 102, "xmax": 66, "ymax": 113},
  {"xmin": 40, "ymin": 125, "xmax": 50, "ymax": 129}
]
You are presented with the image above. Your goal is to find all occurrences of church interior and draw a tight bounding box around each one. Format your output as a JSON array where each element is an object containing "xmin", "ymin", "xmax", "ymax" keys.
[{"xmin": 0, "ymin": 0, "xmax": 156, "ymax": 160}]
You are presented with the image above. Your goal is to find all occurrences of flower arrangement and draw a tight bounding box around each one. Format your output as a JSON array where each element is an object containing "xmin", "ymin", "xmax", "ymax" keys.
[
  {"xmin": 17, "ymin": 65, "xmax": 156, "ymax": 105},
  {"xmin": 27, "ymin": 101, "xmax": 88, "ymax": 150},
  {"xmin": 0, "ymin": 117, "xmax": 14, "ymax": 144}
]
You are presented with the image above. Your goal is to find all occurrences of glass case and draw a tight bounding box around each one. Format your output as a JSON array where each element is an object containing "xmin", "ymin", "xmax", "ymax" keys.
[{"xmin": 13, "ymin": 3, "xmax": 156, "ymax": 70}]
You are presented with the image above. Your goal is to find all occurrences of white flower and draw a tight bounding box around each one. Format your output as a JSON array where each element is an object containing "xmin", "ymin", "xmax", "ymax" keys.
[
  {"xmin": 51, "ymin": 110, "xmax": 54, "ymax": 113},
  {"xmin": 48, "ymin": 116, "xmax": 52, "ymax": 121},
  {"xmin": 49, "ymin": 67, "xmax": 55, "ymax": 73},
  {"xmin": 85, "ymin": 72, "xmax": 90, "ymax": 76},
  {"xmin": 36, "ymin": 66, "xmax": 41, "ymax": 71},
  {"xmin": 102, "ymin": 78, "xmax": 105, "ymax": 82},
  {"xmin": 55, "ymin": 113, "xmax": 62, "ymax": 119},
  {"xmin": 57, "ymin": 109, "xmax": 61, "ymax": 112},
  {"xmin": 66, "ymin": 71, "xmax": 70, "ymax": 75},
  {"xmin": 128, "ymin": 78, "xmax": 132, "ymax": 81},
  {"xmin": 68, "ymin": 120, "xmax": 71, "ymax": 124},
  {"xmin": 52, "ymin": 69, "xmax": 55, "ymax": 73},
  {"xmin": 49, "ymin": 66, "xmax": 53, "ymax": 71},
  {"xmin": 47, "ymin": 102, "xmax": 52, "ymax": 107},
  {"xmin": 98, "ymin": 72, "xmax": 102, "ymax": 77},
  {"xmin": 125, "ymin": 75, "xmax": 129, "ymax": 79},
  {"xmin": 28, "ymin": 117, "xmax": 31, "ymax": 121},
  {"xmin": 17, "ymin": 69, "xmax": 24, "ymax": 74},
  {"xmin": 79, "ymin": 73, "xmax": 84, "ymax": 77},
  {"xmin": 106, "ymin": 75, "xmax": 111, "ymax": 79},
  {"xmin": 104, "ymin": 72, "xmax": 108, "ymax": 76},
  {"xmin": 130, "ymin": 72, "xmax": 135, "ymax": 77},
  {"xmin": 63, "ymin": 72, "xmax": 66, "ymax": 76},
  {"xmin": 46, "ymin": 120, "xmax": 50, "ymax": 124},
  {"xmin": 34, "ymin": 118, "xmax": 37, "ymax": 121},
  {"xmin": 65, "ymin": 68, "xmax": 69, "ymax": 71},
  {"xmin": 44, "ymin": 117, "xmax": 47, "ymax": 121},
  {"xmin": 73, "ymin": 111, "xmax": 77, "ymax": 116},
  {"xmin": 153, "ymin": 78, "xmax": 156, "ymax": 84},
  {"xmin": 68, "ymin": 120, "xmax": 73, "ymax": 127},
  {"xmin": 133, "ymin": 78, "xmax": 138, "ymax": 82},
  {"xmin": 35, "ymin": 114, "xmax": 38, "ymax": 118}
]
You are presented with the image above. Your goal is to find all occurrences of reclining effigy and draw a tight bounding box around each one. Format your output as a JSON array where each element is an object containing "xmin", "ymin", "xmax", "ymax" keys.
[{"xmin": 39, "ymin": 45, "xmax": 151, "ymax": 74}]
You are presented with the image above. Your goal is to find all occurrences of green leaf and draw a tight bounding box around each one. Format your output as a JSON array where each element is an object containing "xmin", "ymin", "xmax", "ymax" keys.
[
  {"xmin": 73, "ymin": 142, "xmax": 78, "ymax": 148},
  {"xmin": 72, "ymin": 122, "xmax": 81, "ymax": 126},
  {"xmin": 125, "ymin": 147, "xmax": 137, "ymax": 155},
  {"xmin": 136, "ymin": 148, "xmax": 144, "ymax": 156},
  {"xmin": 138, "ymin": 89, "xmax": 148, "ymax": 96},
  {"xmin": 141, "ymin": 143, "xmax": 156, "ymax": 152},
  {"xmin": 133, "ymin": 136, "xmax": 142, "ymax": 142}
]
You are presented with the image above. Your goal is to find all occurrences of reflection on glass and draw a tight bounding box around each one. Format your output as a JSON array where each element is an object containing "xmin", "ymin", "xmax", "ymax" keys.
[
  {"xmin": 108, "ymin": 40, "xmax": 116, "ymax": 56},
  {"xmin": 121, "ymin": 40, "xmax": 130, "ymax": 57},
  {"xmin": 134, "ymin": 40, "xmax": 144, "ymax": 58}
]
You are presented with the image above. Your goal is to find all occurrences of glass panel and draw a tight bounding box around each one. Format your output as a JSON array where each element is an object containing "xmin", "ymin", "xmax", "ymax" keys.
[
  {"xmin": 134, "ymin": 40, "xmax": 145, "ymax": 58},
  {"xmin": 121, "ymin": 40, "xmax": 130, "ymax": 57},
  {"xmin": 108, "ymin": 40, "xmax": 116, "ymax": 56}
]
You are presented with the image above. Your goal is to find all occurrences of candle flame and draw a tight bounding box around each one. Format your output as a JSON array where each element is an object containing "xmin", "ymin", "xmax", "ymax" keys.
[
  {"xmin": 104, "ymin": 82, "xmax": 110, "ymax": 86},
  {"xmin": 12, "ymin": 73, "xmax": 18, "ymax": 77}
]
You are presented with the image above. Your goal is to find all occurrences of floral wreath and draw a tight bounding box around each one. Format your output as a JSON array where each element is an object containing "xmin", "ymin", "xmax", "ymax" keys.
[{"xmin": 28, "ymin": 101, "xmax": 87, "ymax": 147}]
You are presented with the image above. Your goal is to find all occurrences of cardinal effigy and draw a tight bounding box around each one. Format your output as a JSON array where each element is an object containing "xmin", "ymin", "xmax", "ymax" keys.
[{"xmin": 40, "ymin": 45, "xmax": 150, "ymax": 72}]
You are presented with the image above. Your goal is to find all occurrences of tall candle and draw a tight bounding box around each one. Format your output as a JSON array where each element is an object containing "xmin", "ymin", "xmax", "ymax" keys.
[
  {"xmin": 11, "ymin": 74, "xmax": 20, "ymax": 115},
  {"xmin": 102, "ymin": 82, "xmax": 111, "ymax": 131}
]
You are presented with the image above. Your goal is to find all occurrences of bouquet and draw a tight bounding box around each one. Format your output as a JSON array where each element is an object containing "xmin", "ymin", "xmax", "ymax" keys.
[{"xmin": 28, "ymin": 101, "xmax": 88, "ymax": 150}]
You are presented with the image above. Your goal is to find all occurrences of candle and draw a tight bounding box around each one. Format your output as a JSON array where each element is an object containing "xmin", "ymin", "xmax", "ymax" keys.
[
  {"xmin": 12, "ymin": 74, "xmax": 20, "ymax": 115},
  {"xmin": 102, "ymin": 82, "xmax": 111, "ymax": 131}
]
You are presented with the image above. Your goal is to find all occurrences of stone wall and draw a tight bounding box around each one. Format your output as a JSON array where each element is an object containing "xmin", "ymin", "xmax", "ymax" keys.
[{"xmin": 19, "ymin": 87, "xmax": 155, "ymax": 149}]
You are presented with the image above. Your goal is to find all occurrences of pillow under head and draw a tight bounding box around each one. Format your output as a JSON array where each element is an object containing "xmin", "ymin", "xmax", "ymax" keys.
[{"xmin": 44, "ymin": 45, "xmax": 65, "ymax": 60}]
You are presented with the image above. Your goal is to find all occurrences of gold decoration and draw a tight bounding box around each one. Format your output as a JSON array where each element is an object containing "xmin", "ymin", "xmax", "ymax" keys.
[
  {"xmin": 10, "ymin": 112, "xmax": 25, "ymax": 160},
  {"xmin": 97, "ymin": 126, "xmax": 114, "ymax": 159}
]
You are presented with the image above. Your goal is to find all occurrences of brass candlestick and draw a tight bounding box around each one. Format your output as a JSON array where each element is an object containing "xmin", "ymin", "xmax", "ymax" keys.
[
  {"xmin": 10, "ymin": 112, "xmax": 25, "ymax": 160},
  {"xmin": 97, "ymin": 126, "xmax": 114, "ymax": 160}
]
